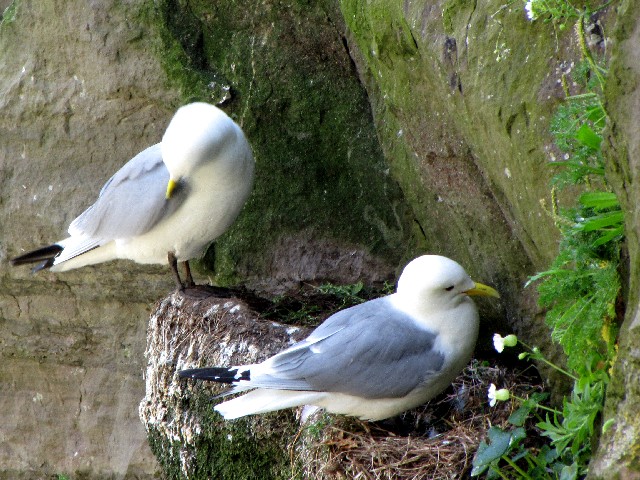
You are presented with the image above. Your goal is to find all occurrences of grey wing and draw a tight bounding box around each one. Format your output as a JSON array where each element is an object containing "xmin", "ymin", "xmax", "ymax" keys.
[
  {"xmin": 68, "ymin": 144, "xmax": 180, "ymax": 240},
  {"xmin": 261, "ymin": 297, "xmax": 446, "ymax": 398}
]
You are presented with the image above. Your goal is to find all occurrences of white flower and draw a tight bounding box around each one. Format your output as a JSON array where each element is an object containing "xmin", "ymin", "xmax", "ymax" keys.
[
  {"xmin": 493, "ymin": 333, "xmax": 518, "ymax": 353},
  {"xmin": 524, "ymin": 0, "xmax": 537, "ymax": 21},
  {"xmin": 488, "ymin": 383, "xmax": 511, "ymax": 407},
  {"xmin": 488, "ymin": 384, "xmax": 498, "ymax": 407}
]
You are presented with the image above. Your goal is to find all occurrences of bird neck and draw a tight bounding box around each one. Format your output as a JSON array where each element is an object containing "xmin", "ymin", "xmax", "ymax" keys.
[{"xmin": 389, "ymin": 292, "xmax": 479, "ymax": 338}]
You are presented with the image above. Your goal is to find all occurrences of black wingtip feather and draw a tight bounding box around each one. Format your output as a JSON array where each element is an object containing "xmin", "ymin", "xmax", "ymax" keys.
[
  {"xmin": 10, "ymin": 245, "xmax": 63, "ymax": 269},
  {"xmin": 178, "ymin": 367, "xmax": 250, "ymax": 384}
]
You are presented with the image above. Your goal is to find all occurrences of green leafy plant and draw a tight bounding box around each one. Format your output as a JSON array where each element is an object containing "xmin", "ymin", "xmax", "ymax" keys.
[
  {"xmin": 473, "ymin": 337, "xmax": 610, "ymax": 479},
  {"xmin": 532, "ymin": 66, "xmax": 620, "ymax": 379},
  {"xmin": 549, "ymin": 92, "xmax": 606, "ymax": 186},
  {"xmin": 473, "ymin": 1, "xmax": 622, "ymax": 478},
  {"xmin": 524, "ymin": 0, "xmax": 612, "ymax": 29},
  {"xmin": 316, "ymin": 281, "xmax": 366, "ymax": 307},
  {"xmin": 529, "ymin": 238, "xmax": 619, "ymax": 378},
  {"xmin": 524, "ymin": 0, "xmax": 581, "ymax": 24}
]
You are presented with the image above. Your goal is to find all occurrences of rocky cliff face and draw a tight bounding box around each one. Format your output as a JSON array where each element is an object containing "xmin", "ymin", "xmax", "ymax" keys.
[
  {"xmin": 0, "ymin": 0, "xmax": 413, "ymax": 477},
  {"xmin": 0, "ymin": 1, "xmax": 176, "ymax": 477},
  {"xmin": 590, "ymin": 0, "xmax": 640, "ymax": 476},
  {"xmin": 337, "ymin": 0, "xmax": 573, "ymax": 354},
  {"xmin": 139, "ymin": 289, "xmax": 311, "ymax": 479},
  {"xmin": 1, "ymin": 0, "xmax": 637, "ymax": 477}
]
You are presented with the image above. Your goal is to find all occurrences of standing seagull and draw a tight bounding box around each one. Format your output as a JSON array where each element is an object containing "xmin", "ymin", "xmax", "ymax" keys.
[
  {"xmin": 179, "ymin": 255, "xmax": 500, "ymax": 421},
  {"xmin": 10, "ymin": 102, "xmax": 255, "ymax": 289}
]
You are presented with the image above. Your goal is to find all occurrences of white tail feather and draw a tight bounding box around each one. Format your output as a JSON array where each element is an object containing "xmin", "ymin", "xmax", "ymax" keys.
[
  {"xmin": 214, "ymin": 389, "xmax": 325, "ymax": 419},
  {"xmin": 51, "ymin": 240, "xmax": 117, "ymax": 271}
]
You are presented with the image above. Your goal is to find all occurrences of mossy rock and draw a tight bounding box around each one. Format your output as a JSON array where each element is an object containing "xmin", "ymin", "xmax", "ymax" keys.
[
  {"xmin": 139, "ymin": 289, "xmax": 314, "ymax": 479},
  {"xmin": 144, "ymin": 0, "xmax": 417, "ymax": 287},
  {"xmin": 147, "ymin": 399, "xmax": 298, "ymax": 480}
]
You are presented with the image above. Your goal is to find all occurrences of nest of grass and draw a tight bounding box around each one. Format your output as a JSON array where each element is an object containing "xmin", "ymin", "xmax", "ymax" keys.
[
  {"xmin": 295, "ymin": 360, "xmax": 544, "ymax": 479},
  {"xmin": 158, "ymin": 285, "xmax": 543, "ymax": 479}
]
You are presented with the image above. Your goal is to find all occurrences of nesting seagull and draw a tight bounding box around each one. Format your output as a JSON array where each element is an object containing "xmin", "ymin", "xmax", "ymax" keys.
[
  {"xmin": 179, "ymin": 255, "xmax": 499, "ymax": 421},
  {"xmin": 10, "ymin": 102, "xmax": 255, "ymax": 288}
]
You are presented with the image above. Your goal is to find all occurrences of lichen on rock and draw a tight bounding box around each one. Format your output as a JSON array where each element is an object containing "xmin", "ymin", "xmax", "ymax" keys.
[{"xmin": 139, "ymin": 289, "xmax": 310, "ymax": 479}]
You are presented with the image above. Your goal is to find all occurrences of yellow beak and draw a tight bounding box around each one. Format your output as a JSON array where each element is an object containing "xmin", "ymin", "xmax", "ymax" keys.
[
  {"xmin": 465, "ymin": 282, "xmax": 500, "ymax": 298},
  {"xmin": 166, "ymin": 178, "xmax": 177, "ymax": 199}
]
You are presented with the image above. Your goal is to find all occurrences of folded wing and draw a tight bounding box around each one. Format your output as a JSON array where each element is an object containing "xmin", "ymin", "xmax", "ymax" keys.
[{"xmin": 248, "ymin": 297, "xmax": 446, "ymax": 399}]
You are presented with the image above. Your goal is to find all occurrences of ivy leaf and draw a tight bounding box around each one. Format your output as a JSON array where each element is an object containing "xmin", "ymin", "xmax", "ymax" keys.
[
  {"xmin": 508, "ymin": 405, "xmax": 530, "ymax": 427},
  {"xmin": 471, "ymin": 427, "xmax": 514, "ymax": 476}
]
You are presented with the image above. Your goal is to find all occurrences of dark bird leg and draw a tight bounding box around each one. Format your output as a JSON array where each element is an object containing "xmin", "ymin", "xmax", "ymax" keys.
[
  {"xmin": 182, "ymin": 260, "xmax": 195, "ymax": 288},
  {"xmin": 168, "ymin": 251, "xmax": 184, "ymax": 290}
]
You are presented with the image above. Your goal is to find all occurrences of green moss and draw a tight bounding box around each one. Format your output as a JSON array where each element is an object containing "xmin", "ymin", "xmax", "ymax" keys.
[
  {"xmin": 141, "ymin": 0, "xmax": 416, "ymax": 284},
  {"xmin": 604, "ymin": 0, "xmax": 639, "ymax": 303},
  {"xmin": 134, "ymin": 1, "xmax": 221, "ymax": 104},
  {"xmin": 588, "ymin": 1, "xmax": 640, "ymax": 474},
  {"xmin": 147, "ymin": 390, "xmax": 299, "ymax": 479},
  {"xmin": 338, "ymin": 0, "xmax": 569, "ymax": 276}
]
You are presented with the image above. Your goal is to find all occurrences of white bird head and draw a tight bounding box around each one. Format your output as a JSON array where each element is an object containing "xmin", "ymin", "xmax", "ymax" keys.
[
  {"xmin": 396, "ymin": 255, "xmax": 499, "ymax": 311},
  {"xmin": 161, "ymin": 102, "xmax": 244, "ymax": 198}
]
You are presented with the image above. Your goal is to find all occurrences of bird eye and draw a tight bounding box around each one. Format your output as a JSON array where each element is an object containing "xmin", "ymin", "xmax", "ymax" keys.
[{"xmin": 445, "ymin": 285, "xmax": 455, "ymax": 291}]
